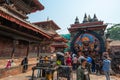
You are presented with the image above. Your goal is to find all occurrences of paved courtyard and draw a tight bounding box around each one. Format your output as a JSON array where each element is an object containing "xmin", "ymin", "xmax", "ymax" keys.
[{"xmin": 0, "ymin": 71, "xmax": 120, "ymax": 80}]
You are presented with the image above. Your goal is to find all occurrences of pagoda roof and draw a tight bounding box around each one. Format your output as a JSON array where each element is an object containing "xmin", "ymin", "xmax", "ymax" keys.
[
  {"xmin": 54, "ymin": 35, "xmax": 68, "ymax": 43},
  {"xmin": 50, "ymin": 34, "xmax": 68, "ymax": 48},
  {"xmin": 51, "ymin": 34, "xmax": 68, "ymax": 48},
  {"xmin": 44, "ymin": 31, "xmax": 58, "ymax": 38},
  {"xmin": 32, "ymin": 0, "xmax": 44, "ymax": 12},
  {"xmin": 6, "ymin": 0, "xmax": 44, "ymax": 13},
  {"xmin": 33, "ymin": 20, "xmax": 61, "ymax": 30},
  {"xmin": 0, "ymin": 7, "xmax": 51, "ymax": 39}
]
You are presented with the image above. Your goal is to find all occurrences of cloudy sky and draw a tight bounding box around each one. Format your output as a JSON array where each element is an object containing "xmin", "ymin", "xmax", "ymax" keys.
[{"xmin": 28, "ymin": 0, "xmax": 120, "ymax": 34}]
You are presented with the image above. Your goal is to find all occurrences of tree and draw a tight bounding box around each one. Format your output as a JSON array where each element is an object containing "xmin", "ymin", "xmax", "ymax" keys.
[
  {"xmin": 61, "ymin": 34, "xmax": 70, "ymax": 40},
  {"xmin": 107, "ymin": 24, "xmax": 120, "ymax": 40}
]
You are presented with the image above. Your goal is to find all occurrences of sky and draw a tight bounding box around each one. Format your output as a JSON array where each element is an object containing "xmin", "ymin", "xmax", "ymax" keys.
[{"xmin": 28, "ymin": 0, "xmax": 120, "ymax": 34}]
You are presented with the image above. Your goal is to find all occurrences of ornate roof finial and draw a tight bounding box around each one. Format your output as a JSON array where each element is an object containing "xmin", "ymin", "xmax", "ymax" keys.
[
  {"xmin": 74, "ymin": 16, "xmax": 80, "ymax": 24},
  {"xmin": 88, "ymin": 15, "xmax": 92, "ymax": 22},
  {"xmin": 93, "ymin": 14, "xmax": 98, "ymax": 21},
  {"xmin": 84, "ymin": 13, "xmax": 87, "ymax": 18},
  {"xmin": 47, "ymin": 16, "xmax": 49, "ymax": 21},
  {"xmin": 83, "ymin": 13, "xmax": 88, "ymax": 23}
]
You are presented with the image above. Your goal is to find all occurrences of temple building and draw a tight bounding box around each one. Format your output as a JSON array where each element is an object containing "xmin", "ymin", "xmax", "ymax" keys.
[
  {"xmin": 33, "ymin": 20, "xmax": 68, "ymax": 53},
  {"xmin": 109, "ymin": 40, "xmax": 120, "ymax": 74},
  {"xmin": 51, "ymin": 34, "xmax": 68, "ymax": 52},
  {"xmin": 0, "ymin": 0, "xmax": 53, "ymax": 78},
  {"xmin": 68, "ymin": 14, "xmax": 107, "ymax": 57},
  {"xmin": 0, "ymin": 0, "xmax": 52, "ymax": 58}
]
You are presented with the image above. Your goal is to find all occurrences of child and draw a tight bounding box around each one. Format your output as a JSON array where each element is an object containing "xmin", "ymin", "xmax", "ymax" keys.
[{"xmin": 5, "ymin": 60, "xmax": 11, "ymax": 69}]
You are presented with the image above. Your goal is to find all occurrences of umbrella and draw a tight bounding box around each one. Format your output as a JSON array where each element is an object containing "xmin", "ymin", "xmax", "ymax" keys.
[{"xmin": 56, "ymin": 52, "xmax": 64, "ymax": 56}]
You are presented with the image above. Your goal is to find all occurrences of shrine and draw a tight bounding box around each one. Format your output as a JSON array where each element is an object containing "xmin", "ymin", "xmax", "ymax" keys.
[{"xmin": 68, "ymin": 14, "xmax": 107, "ymax": 57}]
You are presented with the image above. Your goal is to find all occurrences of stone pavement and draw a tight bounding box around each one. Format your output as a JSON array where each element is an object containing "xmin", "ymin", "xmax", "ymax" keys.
[{"xmin": 0, "ymin": 71, "xmax": 120, "ymax": 80}]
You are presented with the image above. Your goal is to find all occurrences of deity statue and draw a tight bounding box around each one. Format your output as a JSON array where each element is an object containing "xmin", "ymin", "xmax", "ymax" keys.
[{"xmin": 74, "ymin": 33, "xmax": 100, "ymax": 55}]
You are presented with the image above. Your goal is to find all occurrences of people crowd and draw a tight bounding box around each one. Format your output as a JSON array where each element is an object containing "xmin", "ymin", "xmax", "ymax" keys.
[
  {"xmin": 56, "ymin": 50, "xmax": 112, "ymax": 80},
  {"xmin": 5, "ymin": 59, "xmax": 16, "ymax": 69},
  {"xmin": 5, "ymin": 50, "xmax": 112, "ymax": 80}
]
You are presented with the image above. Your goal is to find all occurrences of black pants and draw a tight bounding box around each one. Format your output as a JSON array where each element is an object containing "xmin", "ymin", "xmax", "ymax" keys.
[
  {"xmin": 22, "ymin": 65, "xmax": 28, "ymax": 73},
  {"xmin": 73, "ymin": 63, "xmax": 78, "ymax": 70}
]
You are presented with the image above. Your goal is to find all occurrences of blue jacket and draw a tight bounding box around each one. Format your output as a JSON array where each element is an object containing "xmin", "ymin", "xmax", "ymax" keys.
[{"xmin": 102, "ymin": 59, "xmax": 111, "ymax": 72}]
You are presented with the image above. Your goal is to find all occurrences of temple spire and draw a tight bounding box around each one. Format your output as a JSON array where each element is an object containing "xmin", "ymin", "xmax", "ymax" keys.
[
  {"xmin": 88, "ymin": 15, "xmax": 92, "ymax": 22},
  {"xmin": 93, "ymin": 14, "xmax": 98, "ymax": 21},
  {"xmin": 74, "ymin": 16, "xmax": 80, "ymax": 24},
  {"xmin": 47, "ymin": 16, "xmax": 49, "ymax": 21},
  {"xmin": 83, "ymin": 13, "xmax": 88, "ymax": 23}
]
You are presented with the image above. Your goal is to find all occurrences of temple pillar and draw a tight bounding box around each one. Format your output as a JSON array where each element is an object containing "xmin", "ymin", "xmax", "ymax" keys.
[
  {"xmin": 26, "ymin": 42, "xmax": 30, "ymax": 57},
  {"xmin": 37, "ymin": 44, "xmax": 40, "ymax": 57},
  {"xmin": 11, "ymin": 40, "xmax": 18, "ymax": 58}
]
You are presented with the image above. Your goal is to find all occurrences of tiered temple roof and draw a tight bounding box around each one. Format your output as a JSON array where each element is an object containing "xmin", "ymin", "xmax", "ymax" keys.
[
  {"xmin": 0, "ymin": 0, "xmax": 44, "ymax": 19},
  {"xmin": 33, "ymin": 20, "xmax": 61, "ymax": 37},
  {"xmin": 0, "ymin": 6, "xmax": 51, "ymax": 39},
  {"xmin": 33, "ymin": 20, "xmax": 68, "ymax": 48},
  {"xmin": 33, "ymin": 20, "xmax": 60, "ymax": 31},
  {"xmin": 2, "ymin": 0, "xmax": 44, "ymax": 13},
  {"xmin": 54, "ymin": 36, "xmax": 68, "ymax": 43},
  {"xmin": 0, "ymin": 0, "xmax": 53, "ymax": 59},
  {"xmin": 51, "ymin": 35, "xmax": 68, "ymax": 48}
]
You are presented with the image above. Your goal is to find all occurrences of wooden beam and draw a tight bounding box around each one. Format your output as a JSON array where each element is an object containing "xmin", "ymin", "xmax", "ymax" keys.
[
  {"xmin": 0, "ymin": 9, "xmax": 51, "ymax": 39},
  {"xmin": 4, "ymin": 4, "xmax": 28, "ymax": 19},
  {"xmin": 0, "ymin": 24, "xmax": 42, "ymax": 42},
  {"xmin": 37, "ymin": 44, "xmax": 40, "ymax": 57}
]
